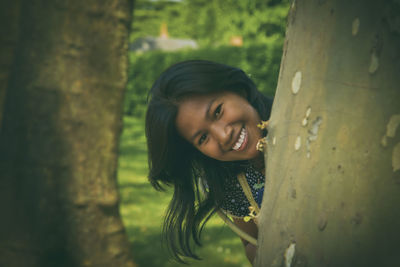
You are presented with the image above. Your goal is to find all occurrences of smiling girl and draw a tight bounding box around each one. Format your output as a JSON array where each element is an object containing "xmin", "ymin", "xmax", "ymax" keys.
[{"xmin": 145, "ymin": 60, "xmax": 273, "ymax": 263}]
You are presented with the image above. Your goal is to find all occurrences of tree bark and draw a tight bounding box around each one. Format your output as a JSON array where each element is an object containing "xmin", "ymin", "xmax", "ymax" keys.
[
  {"xmin": 0, "ymin": 1, "xmax": 136, "ymax": 266},
  {"xmin": 255, "ymin": 0, "xmax": 400, "ymax": 266},
  {"xmin": 0, "ymin": 0, "xmax": 20, "ymax": 130}
]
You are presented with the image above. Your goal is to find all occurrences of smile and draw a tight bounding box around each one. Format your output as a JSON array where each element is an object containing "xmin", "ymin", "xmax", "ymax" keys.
[{"xmin": 233, "ymin": 127, "xmax": 247, "ymax": 151}]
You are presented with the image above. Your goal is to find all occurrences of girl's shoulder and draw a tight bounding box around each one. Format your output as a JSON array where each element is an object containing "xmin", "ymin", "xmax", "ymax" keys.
[{"xmin": 220, "ymin": 166, "xmax": 265, "ymax": 217}]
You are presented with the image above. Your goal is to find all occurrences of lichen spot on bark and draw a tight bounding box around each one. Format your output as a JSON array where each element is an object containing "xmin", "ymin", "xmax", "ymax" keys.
[
  {"xmin": 308, "ymin": 116, "xmax": 323, "ymax": 142},
  {"xmin": 306, "ymin": 107, "xmax": 311, "ymax": 118},
  {"xmin": 369, "ymin": 52, "xmax": 379, "ymax": 74},
  {"xmin": 381, "ymin": 114, "xmax": 400, "ymax": 147},
  {"xmin": 305, "ymin": 117, "xmax": 323, "ymax": 158},
  {"xmin": 291, "ymin": 71, "xmax": 302, "ymax": 94},
  {"xmin": 393, "ymin": 143, "xmax": 400, "ymax": 172},
  {"xmin": 295, "ymin": 136, "xmax": 301, "ymax": 150},
  {"xmin": 352, "ymin": 18, "xmax": 360, "ymax": 36},
  {"xmin": 386, "ymin": 114, "xmax": 400, "ymax": 138},
  {"xmin": 302, "ymin": 107, "xmax": 311, "ymax": 126},
  {"xmin": 284, "ymin": 242, "xmax": 296, "ymax": 267},
  {"xmin": 318, "ymin": 212, "xmax": 328, "ymax": 231}
]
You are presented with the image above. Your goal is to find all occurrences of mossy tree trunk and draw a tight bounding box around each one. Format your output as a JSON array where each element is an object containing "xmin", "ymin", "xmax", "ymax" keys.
[
  {"xmin": 0, "ymin": 0, "xmax": 20, "ymax": 130},
  {"xmin": 0, "ymin": 0, "xmax": 136, "ymax": 266},
  {"xmin": 255, "ymin": 0, "xmax": 400, "ymax": 266}
]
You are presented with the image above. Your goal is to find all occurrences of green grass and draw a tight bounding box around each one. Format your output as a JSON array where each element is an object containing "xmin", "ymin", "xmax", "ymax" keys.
[{"xmin": 118, "ymin": 116, "xmax": 251, "ymax": 267}]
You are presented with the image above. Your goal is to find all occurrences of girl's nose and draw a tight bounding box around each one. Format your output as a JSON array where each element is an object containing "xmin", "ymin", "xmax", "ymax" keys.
[{"xmin": 212, "ymin": 122, "xmax": 233, "ymax": 149}]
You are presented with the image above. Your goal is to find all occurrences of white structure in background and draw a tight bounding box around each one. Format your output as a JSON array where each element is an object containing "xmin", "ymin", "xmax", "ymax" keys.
[
  {"xmin": 130, "ymin": 22, "xmax": 198, "ymax": 52},
  {"xmin": 130, "ymin": 37, "xmax": 198, "ymax": 52}
]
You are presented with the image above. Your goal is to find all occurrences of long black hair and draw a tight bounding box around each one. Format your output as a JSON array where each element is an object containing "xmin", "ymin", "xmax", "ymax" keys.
[{"xmin": 145, "ymin": 60, "xmax": 272, "ymax": 262}]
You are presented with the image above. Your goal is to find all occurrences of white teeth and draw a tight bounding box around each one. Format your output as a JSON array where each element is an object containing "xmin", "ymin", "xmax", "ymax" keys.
[{"xmin": 233, "ymin": 128, "xmax": 246, "ymax": 150}]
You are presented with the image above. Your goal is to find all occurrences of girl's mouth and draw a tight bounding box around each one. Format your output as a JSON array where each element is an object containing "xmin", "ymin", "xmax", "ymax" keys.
[{"xmin": 232, "ymin": 127, "xmax": 247, "ymax": 151}]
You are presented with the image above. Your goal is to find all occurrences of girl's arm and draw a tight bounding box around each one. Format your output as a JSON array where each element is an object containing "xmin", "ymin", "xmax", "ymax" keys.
[{"xmin": 232, "ymin": 218, "xmax": 258, "ymax": 264}]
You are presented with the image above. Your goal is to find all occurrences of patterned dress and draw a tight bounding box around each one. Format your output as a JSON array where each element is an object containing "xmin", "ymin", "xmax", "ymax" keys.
[{"xmin": 220, "ymin": 165, "xmax": 265, "ymax": 218}]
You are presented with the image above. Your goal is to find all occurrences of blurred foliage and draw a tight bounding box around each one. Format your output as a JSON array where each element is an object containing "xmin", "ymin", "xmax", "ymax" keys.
[
  {"xmin": 131, "ymin": 0, "xmax": 290, "ymax": 47},
  {"xmin": 125, "ymin": 43, "xmax": 282, "ymax": 116}
]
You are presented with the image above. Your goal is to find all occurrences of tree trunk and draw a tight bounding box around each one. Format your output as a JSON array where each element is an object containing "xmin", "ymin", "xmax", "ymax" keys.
[
  {"xmin": 255, "ymin": 1, "xmax": 400, "ymax": 266},
  {"xmin": 0, "ymin": 1, "xmax": 136, "ymax": 266},
  {"xmin": 0, "ymin": 0, "xmax": 20, "ymax": 130}
]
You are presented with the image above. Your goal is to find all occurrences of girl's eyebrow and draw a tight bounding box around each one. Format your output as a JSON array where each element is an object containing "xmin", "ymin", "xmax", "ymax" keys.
[{"xmin": 190, "ymin": 97, "xmax": 218, "ymax": 143}]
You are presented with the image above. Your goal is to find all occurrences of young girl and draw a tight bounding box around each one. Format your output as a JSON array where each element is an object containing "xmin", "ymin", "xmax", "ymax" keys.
[{"xmin": 145, "ymin": 60, "xmax": 273, "ymax": 263}]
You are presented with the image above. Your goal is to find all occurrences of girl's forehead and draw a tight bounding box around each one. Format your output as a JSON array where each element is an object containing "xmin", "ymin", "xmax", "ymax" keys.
[{"xmin": 175, "ymin": 94, "xmax": 214, "ymax": 128}]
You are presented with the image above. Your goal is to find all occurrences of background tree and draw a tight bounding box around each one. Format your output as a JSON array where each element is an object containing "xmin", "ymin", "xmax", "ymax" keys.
[
  {"xmin": 0, "ymin": 0, "xmax": 19, "ymax": 130},
  {"xmin": 0, "ymin": 0, "xmax": 136, "ymax": 266},
  {"xmin": 255, "ymin": 0, "xmax": 400, "ymax": 266}
]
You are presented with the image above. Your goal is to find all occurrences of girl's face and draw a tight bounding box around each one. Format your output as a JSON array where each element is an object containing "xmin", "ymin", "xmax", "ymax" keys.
[{"xmin": 175, "ymin": 91, "xmax": 262, "ymax": 162}]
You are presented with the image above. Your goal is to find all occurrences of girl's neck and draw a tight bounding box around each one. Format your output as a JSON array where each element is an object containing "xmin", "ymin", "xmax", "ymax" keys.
[{"xmin": 249, "ymin": 154, "xmax": 265, "ymax": 174}]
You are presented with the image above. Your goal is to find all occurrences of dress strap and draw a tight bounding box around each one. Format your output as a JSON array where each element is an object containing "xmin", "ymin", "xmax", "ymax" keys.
[
  {"xmin": 197, "ymin": 176, "xmax": 258, "ymax": 245},
  {"xmin": 237, "ymin": 172, "xmax": 260, "ymax": 214}
]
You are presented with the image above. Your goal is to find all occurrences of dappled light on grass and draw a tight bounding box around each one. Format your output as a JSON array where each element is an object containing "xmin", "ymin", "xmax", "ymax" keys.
[{"xmin": 118, "ymin": 116, "xmax": 251, "ymax": 267}]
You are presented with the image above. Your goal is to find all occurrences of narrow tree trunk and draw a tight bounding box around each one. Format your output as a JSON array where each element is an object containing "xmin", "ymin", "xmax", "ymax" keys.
[
  {"xmin": 0, "ymin": 1, "xmax": 136, "ymax": 266},
  {"xmin": 255, "ymin": 1, "xmax": 400, "ymax": 266},
  {"xmin": 0, "ymin": 0, "xmax": 20, "ymax": 130}
]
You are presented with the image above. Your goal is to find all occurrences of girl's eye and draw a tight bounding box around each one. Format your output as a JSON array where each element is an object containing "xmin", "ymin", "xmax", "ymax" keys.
[
  {"xmin": 199, "ymin": 133, "xmax": 207, "ymax": 145},
  {"xmin": 214, "ymin": 104, "xmax": 222, "ymax": 117}
]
